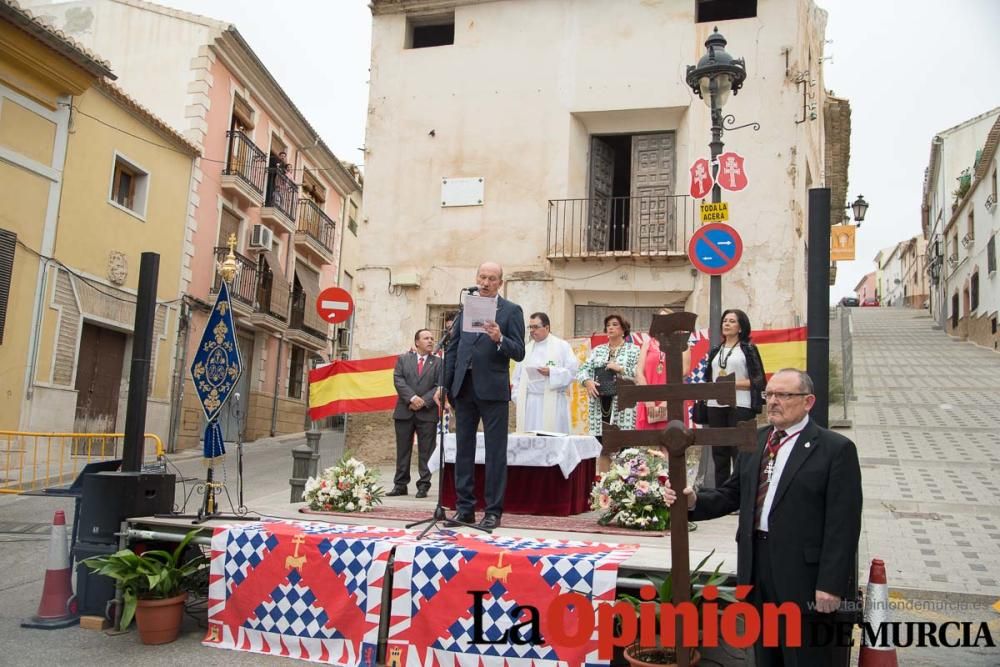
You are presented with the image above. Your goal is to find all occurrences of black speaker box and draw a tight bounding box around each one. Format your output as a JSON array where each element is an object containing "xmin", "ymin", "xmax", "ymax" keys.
[
  {"xmin": 78, "ymin": 472, "xmax": 176, "ymax": 545},
  {"xmin": 73, "ymin": 541, "xmax": 118, "ymax": 617}
]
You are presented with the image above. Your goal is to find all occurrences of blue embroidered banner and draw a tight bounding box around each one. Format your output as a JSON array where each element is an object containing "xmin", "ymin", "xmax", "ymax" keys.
[{"xmin": 191, "ymin": 280, "xmax": 243, "ymax": 428}]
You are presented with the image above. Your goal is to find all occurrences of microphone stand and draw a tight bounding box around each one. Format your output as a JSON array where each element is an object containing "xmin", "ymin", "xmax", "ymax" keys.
[{"xmin": 407, "ymin": 288, "xmax": 487, "ymax": 538}]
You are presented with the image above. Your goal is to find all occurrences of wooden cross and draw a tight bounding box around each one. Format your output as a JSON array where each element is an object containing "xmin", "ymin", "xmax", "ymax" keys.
[{"xmin": 601, "ymin": 312, "xmax": 758, "ymax": 667}]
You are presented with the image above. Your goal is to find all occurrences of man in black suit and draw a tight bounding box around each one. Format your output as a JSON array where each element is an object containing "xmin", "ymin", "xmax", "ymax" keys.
[
  {"xmin": 388, "ymin": 329, "xmax": 441, "ymax": 498},
  {"xmin": 443, "ymin": 262, "xmax": 525, "ymax": 531},
  {"xmin": 670, "ymin": 368, "xmax": 862, "ymax": 666}
]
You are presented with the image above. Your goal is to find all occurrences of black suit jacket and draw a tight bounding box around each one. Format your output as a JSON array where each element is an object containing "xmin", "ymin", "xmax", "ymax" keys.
[
  {"xmin": 444, "ymin": 295, "xmax": 525, "ymax": 401},
  {"xmin": 392, "ymin": 352, "xmax": 441, "ymax": 422},
  {"xmin": 690, "ymin": 418, "xmax": 863, "ymax": 609}
]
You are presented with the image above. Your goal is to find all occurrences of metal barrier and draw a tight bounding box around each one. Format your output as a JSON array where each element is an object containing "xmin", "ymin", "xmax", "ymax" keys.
[
  {"xmin": 839, "ymin": 306, "xmax": 855, "ymax": 420},
  {"xmin": 0, "ymin": 431, "xmax": 164, "ymax": 494}
]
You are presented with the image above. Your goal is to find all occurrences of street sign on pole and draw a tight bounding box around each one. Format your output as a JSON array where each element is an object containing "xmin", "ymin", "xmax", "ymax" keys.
[
  {"xmin": 689, "ymin": 158, "xmax": 714, "ymax": 199},
  {"xmin": 316, "ymin": 286, "xmax": 355, "ymax": 324},
  {"xmin": 699, "ymin": 201, "xmax": 729, "ymax": 223},
  {"xmin": 688, "ymin": 222, "xmax": 743, "ymax": 275},
  {"xmin": 716, "ymin": 151, "xmax": 749, "ymax": 192}
]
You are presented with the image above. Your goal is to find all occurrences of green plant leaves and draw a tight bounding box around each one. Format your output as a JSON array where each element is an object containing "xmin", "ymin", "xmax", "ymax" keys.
[{"xmin": 80, "ymin": 528, "xmax": 209, "ymax": 630}]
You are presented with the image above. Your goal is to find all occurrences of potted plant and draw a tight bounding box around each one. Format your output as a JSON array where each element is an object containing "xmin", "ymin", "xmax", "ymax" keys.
[
  {"xmin": 83, "ymin": 528, "xmax": 208, "ymax": 644},
  {"xmin": 618, "ymin": 550, "xmax": 736, "ymax": 666}
]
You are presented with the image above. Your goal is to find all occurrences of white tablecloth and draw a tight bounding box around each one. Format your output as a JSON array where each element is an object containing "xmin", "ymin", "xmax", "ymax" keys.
[{"xmin": 428, "ymin": 433, "xmax": 601, "ymax": 478}]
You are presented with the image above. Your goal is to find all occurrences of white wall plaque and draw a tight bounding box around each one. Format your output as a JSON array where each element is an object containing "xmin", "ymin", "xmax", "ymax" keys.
[{"xmin": 441, "ymin": 177, "xmax": 484, "ymax": 207}]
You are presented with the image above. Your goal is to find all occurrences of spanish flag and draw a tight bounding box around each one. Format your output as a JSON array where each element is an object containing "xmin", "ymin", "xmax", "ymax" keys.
[
  {"xmin": 687, "ymin": 326, "xmax": 807, "ymax": 378},
  {"xmin": 308, "ymin": 355, "xmax": 399, "ymax": 419}
]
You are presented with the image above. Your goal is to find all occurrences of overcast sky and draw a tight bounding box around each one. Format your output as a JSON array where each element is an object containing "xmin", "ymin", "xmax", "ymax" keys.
[{"xmin": 160, "ymin": 0, "xmax": 1000, "ymax": 301}]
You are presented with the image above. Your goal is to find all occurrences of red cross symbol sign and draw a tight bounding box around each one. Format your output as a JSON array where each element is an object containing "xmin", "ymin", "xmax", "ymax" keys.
[
  {"xmin": 717, "ymin": 151, "xmax": 749, "ymax": 192},
  {"xmin": 688, "ymin": 158, "xmax": 714, "ymax": 200}
]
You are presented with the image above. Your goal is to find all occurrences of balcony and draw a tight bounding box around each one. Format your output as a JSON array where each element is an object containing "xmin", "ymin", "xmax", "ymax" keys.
[
  {"xmin": 261, "ymin": 168, "xmax": 298, "ymax": 232},
  {"xmin": 287, "ymin": 290, "xmax": 328, "ymax": 352},
  {"xmin": 221, "ymin": 131, "xmax": 266, "ymax": 207},
  {"xmin": 546, "ymin": 195, "xmax": 696, "ymax": 260},
  {"xmin": 210, "ymin": 247, "xmax": 288, "ymax": 331},
  {"xmin": 295, "ymin": 199, "xmax": 337, "ymax": 262}
]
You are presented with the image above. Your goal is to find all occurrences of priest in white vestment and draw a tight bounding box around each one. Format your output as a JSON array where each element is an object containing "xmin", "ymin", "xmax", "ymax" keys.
[{"xmin": 512, "ymin": 312, "xmax": 579, "ymax": 433}]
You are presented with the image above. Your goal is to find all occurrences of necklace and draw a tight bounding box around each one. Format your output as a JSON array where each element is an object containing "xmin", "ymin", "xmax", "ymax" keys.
[{"xmin": 718, "ymin": 342, "xmax": 738, "ymax": 370}]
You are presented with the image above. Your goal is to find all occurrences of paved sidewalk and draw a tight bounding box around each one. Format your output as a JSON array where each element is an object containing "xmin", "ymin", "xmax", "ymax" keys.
[{"xmin": 842, "ymin": 308, "xmax": 1000, "ymax": 600}]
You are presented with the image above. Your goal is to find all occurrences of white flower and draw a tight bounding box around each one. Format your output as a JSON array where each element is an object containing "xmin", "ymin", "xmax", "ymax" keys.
[{"xmin": 345, "ymin": 502, "xmax": 355, "ymax": 511}]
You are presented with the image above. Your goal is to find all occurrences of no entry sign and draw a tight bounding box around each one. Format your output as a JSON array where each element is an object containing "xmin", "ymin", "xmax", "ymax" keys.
[
  {"xmin": 316, "ymin": 286, "xmax": 355, "ymax": 324},
  {"xmin": 688, "ymin": 223, "xmax": 743, "ymax": 275}
]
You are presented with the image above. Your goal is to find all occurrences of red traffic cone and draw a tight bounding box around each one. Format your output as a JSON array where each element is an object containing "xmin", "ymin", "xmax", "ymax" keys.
[
  {"xmin": 858, "ymin": 558, "xmax": 898, "ymax": 666},
  {"xmin": 21, "ymin": 510, "xmax": 78, "ymax": 629}
]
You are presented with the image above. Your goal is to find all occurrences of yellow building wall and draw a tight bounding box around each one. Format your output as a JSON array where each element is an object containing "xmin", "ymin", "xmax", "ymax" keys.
[
  {"xmin": 0, "ymin": 14, "xmax": 98, "ymax": 431},
  {"xmin": 0, "ymin": 21, "xmax": 91, "ymax": 110},
  {"xmin": 0, "ymin": 162, "xmax": 50, "ymax": 430},
  {"xmin": 48, "ymin": 86, "xmax": 193, "ymax": 402}
]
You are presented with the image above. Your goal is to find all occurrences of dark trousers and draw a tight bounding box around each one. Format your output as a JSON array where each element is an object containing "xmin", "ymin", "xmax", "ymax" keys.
[
  {"xmin": 753, "ymin": 532, "xmax": 839, "ymax": 667},
  {"xmin": 453, "ymin": 373, "xmax": 509, "ymax": 516},
  {"xmin": 392, "ymin": 417, "xmax": 436, "ymax": 491},
  {"xmin": 708, "ymin": 405, "xmax": 756, "ymax": 487}
]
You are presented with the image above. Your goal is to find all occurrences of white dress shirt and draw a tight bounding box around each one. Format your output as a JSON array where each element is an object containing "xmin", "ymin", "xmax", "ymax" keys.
[{"xmin": 758, "ymin": 414, "xmax": 811, "ymax": 532}]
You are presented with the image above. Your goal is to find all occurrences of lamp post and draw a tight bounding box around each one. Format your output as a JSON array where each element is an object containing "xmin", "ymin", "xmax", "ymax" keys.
[
  {"xmin": 848, "ymin": 194, "xmax": 869, "ymax": 227},
  {"xmin": 686, "ymin": 28, "xmax": 747, "ymax": 349}
]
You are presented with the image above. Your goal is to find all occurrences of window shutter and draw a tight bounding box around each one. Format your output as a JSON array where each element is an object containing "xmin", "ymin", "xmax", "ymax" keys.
[{"xmin": 0, "ymin": 229, "xmax": 16, "ymax": 345}]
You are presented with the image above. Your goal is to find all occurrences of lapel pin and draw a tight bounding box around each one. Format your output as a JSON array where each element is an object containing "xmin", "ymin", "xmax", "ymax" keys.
[{"xmin": 804, "ymin": 443, "xmax": 811, "ymax": 448}]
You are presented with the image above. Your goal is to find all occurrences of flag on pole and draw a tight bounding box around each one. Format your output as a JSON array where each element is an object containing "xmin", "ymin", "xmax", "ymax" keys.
[{"xmin": 190, "ymin": 280, "xmax": 243, "ymax": 459}]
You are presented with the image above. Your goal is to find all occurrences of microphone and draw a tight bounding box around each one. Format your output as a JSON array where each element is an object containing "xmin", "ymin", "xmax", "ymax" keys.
[{"xmin": 464, "ymin": 286, "xmax": 479, "ymax": 294}]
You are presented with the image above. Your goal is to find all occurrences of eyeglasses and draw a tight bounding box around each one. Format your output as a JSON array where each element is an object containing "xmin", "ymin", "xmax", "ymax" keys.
[
  {"xmin": 764, "ymin": 391, "xmax": 810, "ymax": 401},
  {"xmin": 527, "ymin": 325, "xmax": 546, "ymax": 330}
]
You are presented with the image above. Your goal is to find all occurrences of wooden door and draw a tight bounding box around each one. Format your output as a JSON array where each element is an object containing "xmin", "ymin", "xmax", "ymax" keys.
[
  {"xmin": 217, "ymin": 332, "xmax": 254, "ymax": 443},
  {"xmin": 73, "ymin": 323, "xmax": 127, "ymax": 436},
  {"xmin": 587, "ymin": 137, "xmax": 615, "ymax": 252},
  {"xmin": 630, "ymin": 133, "xmax": 675, "ymax": 252}
]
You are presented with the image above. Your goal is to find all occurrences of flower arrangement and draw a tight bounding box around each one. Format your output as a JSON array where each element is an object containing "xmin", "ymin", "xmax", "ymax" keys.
[
  {"xmin": 304, "ymin": 456, "xmax": 384, "ymax": 512},
  {"xmin": 590, "ymin": 447, "xmax": 671, "ymax": 530}
]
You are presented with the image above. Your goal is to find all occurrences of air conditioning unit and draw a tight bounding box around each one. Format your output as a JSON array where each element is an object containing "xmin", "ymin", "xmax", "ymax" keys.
[{"xmin": 249, "ymin": 224, "xmax": 273, "ymax": 251}]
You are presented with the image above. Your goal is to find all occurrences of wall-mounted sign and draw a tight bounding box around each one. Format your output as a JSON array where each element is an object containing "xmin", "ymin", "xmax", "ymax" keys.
[
  {"xmin": 831, "ymin": 224, "xmax": 856, "ymax": 261},
  {"xmin": 441, "ymin": 177, "xmax": 485, "ymax": 207}
]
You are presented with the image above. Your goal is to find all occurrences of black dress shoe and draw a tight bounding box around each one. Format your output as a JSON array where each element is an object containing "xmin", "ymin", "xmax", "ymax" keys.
[
  {"xmin": 444, "ymin": 511, "xmax": 475, "ymax": 527},
  {"xmin": 386, "ymin": 487, "xmax": 408, "ymax": 497},
  {"xmin": 478, "ymin": 514, "xmax": 501, "ymax": 531},
  {"xmin": 415, "ymin": 488, "xmax": 429, "ymax": 499}
]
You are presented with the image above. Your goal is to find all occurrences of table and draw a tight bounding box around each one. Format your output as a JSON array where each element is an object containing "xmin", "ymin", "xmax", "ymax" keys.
[{"xmin": 429, "ymin": 433, "xmax": 601, "ymax": 516}]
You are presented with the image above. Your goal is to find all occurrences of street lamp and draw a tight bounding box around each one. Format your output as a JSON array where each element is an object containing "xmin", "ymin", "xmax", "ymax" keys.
[
  {"xmin": 849, "ymin": 194, "xmax": 869, "ymax": 226},
  {"xmin": 686, "ymin": 28, "xmax": 747, "ymax": 349}
]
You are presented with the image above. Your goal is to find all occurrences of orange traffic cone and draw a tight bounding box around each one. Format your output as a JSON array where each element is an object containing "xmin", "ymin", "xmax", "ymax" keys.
[
  {"xmin": 21, "ymin": 510, "xmax": 78, "ymax": 629},
  {"xmin": 858, "ymin": 558, "xmax": 898, "ymax": 666}
]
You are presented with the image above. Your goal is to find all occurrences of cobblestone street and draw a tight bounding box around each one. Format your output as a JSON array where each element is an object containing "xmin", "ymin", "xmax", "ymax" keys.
[{"xmin": 844, "ymin": 307, "xmax": 1000, "ymax": 665}]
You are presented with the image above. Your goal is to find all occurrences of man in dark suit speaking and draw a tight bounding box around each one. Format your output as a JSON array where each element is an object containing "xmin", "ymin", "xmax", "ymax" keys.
[
  {"xmin": 388, "ymin": 329, "xmax": 441, "ymax": 498},
  {"xmin": 669, "ymin": 368, "xmax": 862, "ymax": 666},
  {"xmin": 444, "ymin": 262, "xmax": 525, "ymax": 531}
]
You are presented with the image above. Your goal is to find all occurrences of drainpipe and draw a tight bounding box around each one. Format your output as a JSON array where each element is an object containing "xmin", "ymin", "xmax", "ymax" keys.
[
  {"xmin": 270, "ymin": 230, "xmax": 295, "ymax": 437},
  {"xmin": 166, "ymin": 298, "xmax": 192, "ymax": 453}
]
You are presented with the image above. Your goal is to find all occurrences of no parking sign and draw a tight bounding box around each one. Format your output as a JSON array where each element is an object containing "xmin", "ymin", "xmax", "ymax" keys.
[{"xmin": 688, "ymin": 223, "xmax": 743, "ymax": 275}]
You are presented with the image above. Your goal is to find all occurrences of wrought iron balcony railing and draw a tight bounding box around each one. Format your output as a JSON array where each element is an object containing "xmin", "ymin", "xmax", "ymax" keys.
[
  {"xmin": 546, "ymin": 195, "xmax": 696, "ymax": 258},
  {"xmin": 223, "ymin": 130, "xmax": 267, "ymax": 195},
  {"xmin": 210, "ymin": 247, "xmax": 287, "ymax": 323},
  {"xmin": 265, "ymin": 168, "xmax": 299, "ymax": 222},
  {"xmin": 289, "ymin": 290, "xmax": 327, "ymax": 340},
  {"xmin": 297, "ymin": 199, "xmax": 336, "ymax": 252}
]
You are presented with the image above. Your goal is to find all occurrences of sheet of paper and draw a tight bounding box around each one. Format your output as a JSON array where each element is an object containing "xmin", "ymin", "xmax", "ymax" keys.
[
  {"xmin": 461, "ymin": 295, "xmax": 497, "ymax": 333},
  {"xmin": 525, "ymin": 366, "xmax": 544, "ymax": 381}
]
